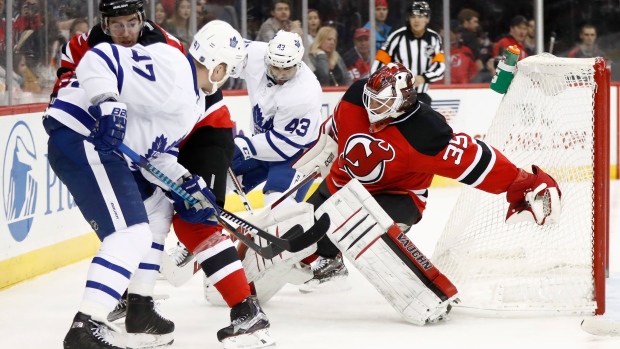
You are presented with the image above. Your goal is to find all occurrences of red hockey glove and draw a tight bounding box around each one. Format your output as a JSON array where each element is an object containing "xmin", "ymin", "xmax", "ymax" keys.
[{"xmin": 505, "ymin": 165, "xmax": 562, "ymax": 225}]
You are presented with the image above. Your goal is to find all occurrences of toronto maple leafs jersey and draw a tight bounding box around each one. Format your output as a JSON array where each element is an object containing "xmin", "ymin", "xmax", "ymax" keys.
[
  {"xmin": 326, "ymin": 80, "xmax": 520, "ymax": 216},
  {"xmin": 240, "ymin": 41, "xmax": 322, "ymax": 161},
  {"xmin": 45, "ymin": 42, "xmax": 202, "ymax": 181}
]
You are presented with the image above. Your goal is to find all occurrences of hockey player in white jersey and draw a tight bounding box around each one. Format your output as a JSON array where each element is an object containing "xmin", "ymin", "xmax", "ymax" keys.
[
  {"xmin": 44, "ymin": 21, "xmax": 248, "ymax": 349},
  {"xmin": 233, "ymin": 30, "xmax": 322, "ymax": 208},
  {"xmin": 222, "ymin": 30, "xmax": 323, "ymax": 303}
]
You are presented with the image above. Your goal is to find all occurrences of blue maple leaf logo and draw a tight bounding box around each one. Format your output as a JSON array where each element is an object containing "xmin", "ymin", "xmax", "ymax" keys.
[
  {"xmin": 230, "ymin": 36, "xmax": 238, "ymax": 48},
  {"xmin": 294, "ymin": 40, "xmax": 300, "ymax": 48},
  {"xmin": 252, "ymin": 104, "xmax": 273, "ymax": 131},
  {"xmin": 128, "ymin": 135, "xmax": 183, "ymax": 171}
]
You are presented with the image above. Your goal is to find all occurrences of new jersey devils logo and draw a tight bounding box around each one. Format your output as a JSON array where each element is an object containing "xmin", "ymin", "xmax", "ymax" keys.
[{"xmin": 338, "ymin": 134, "xmax": 395, "ymax": 184}]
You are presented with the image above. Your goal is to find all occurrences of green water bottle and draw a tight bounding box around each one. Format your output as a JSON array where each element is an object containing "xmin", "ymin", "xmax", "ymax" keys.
[{"xmin": 490, "ymin": 45, "xmax": 521, "ymax": 94}]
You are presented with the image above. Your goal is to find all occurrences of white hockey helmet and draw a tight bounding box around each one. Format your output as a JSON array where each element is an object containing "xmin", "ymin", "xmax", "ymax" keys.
[
  {"xmin": 264, "ymin": 30, "xmax": 304, "ymax": 82},
  {"xmin": 363, "ymin": 62, "xmax": 418, "ymax": 133},
  {"xmin": 189, "ymin": 20, "xmax": 248, "ymax": 94}
]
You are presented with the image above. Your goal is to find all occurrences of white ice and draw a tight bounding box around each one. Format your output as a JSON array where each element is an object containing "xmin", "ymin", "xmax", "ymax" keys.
[{"xmin": 1, "ymin": 183, "xmax": 619, "ymax": 349}]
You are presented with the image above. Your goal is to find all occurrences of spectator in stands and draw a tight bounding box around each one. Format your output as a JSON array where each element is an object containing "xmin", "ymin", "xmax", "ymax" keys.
[
  {"xmin": 14, "ymin": 0, "xmax": 44, "ymax": 45},
  {"xmin": 69, "ymin": 18, "xmax": 89, "ymax": 37},
  {"xmin": 493, "ymin": 15, "xmax": 529, "ymax": 60},
  {"xmin": 457, "ymin": 8, "xmax": 482, "ymax": 72},
  {"xmin": 568, "ymin": 24, "xmax": 607, "ymax": 59},
  {"xmin": 13, "ymin": 51, "xmax": 41, "ymax": 94},
  {"xmin": 343, "ymin": 27, "xmax": 371, "ymax": 82},
  {"xmin": 524, "ymin": 18, "xmax": 536, "ymax": 56},
  {"xmin": 471, "ymin": 30, "xmax": 496, "ymax": 83},
  {"xmin": 439, "ymin": 24, "xmax": 477, "ymax": 84},
  {"xmin": 363, "ymin": 0, "xmax": 391, "ymax": 50},
  {"xmin": 155, "ymin": 0, "xmax": 168, "ymax": 26},
  {"xmin": 256, "ymin": 0, "xmax": 302, "ymax": 42},
  {"xmin": 308, "ymin": 26, "xmax": 351, "ymax": 87},
  {"xmin": 307, "ymin": 9, "xmax": 321, "ymax": 46},
  {"xmin": 164, "ymin": 0, "xmax": 192, "ymax": 50}
]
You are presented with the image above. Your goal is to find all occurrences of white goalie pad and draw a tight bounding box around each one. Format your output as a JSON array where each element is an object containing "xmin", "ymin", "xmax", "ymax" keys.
[
  {"xmin": 204, "ymin": 202, "xmax": 316, "ymax": 305},
  {"xmin": 315, "ymin": 179, "xmax": 459, "ymax": 325}
]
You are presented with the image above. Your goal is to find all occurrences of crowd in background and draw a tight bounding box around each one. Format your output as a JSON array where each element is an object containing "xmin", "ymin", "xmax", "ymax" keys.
[{"xmin": 0, "ymin": 0, "xmax": 619, "ymax": 106}]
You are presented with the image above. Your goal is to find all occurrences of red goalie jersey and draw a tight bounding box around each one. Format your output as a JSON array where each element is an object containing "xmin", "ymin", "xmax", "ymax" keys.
[{"xmin": 325, "ymin": 80, "xmax": 521, "ymax": 216}]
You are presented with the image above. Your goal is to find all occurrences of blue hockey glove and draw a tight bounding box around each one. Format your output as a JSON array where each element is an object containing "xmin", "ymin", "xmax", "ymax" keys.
[
  {"xmin": 88, "ymin": 100, "xmax": 128, "ymax": 154},
  {"xmin": 232, "ymin": 135, "xmax": 257, "ymax": 172},
  {"xmin": 171, "ymin": 173, "xmax": 220, "ymax": 225}
]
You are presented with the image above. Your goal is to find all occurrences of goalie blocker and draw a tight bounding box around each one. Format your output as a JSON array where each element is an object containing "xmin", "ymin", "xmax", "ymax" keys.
[{"xmin": 315, "ymin": 179, "xmax": 459, "ymax": 325}]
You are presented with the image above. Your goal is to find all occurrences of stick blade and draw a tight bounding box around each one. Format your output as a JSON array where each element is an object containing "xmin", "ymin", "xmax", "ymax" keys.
[{"xmin": 287, "ymin": 213, "xmax": 331, "ymax": 252}]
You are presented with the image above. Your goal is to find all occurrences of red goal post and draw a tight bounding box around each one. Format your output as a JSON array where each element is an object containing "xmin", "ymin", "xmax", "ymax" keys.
[{"xmin": 432, "ymin": 55, "xmax": 610, "ymax": 316}]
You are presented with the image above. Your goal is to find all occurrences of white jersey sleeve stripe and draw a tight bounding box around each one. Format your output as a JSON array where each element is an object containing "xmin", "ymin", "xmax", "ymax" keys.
[
  {"xmin": 265, "ymin": 132, "xmax": 292, "ymax": 160},
  {"xmin": 90, "ymin": 45, "xmax": 125, "ymax": 94},
  {"xmin": 51, "ymin": 99, "xmax": 96, "ymax": 130},
  {"xmin": 270, "ymin": 129, "xmax": 306, "ymax": 149}
]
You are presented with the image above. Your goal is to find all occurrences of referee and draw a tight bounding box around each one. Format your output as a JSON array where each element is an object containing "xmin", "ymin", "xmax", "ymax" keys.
[{"xmin": 371, "ymin": 1, "xmax": 444, "ymax": 105}]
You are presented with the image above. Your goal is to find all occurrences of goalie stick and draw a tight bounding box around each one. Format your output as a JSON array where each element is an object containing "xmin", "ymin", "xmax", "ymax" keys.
[{"xmin": 117, "ymin": 144, "xmax": 329, "ymax": 257}]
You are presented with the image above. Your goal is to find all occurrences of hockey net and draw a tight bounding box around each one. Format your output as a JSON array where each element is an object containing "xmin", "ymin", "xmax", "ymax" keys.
[{"xmin": 432, "ymin": 54, "xmax": 609, "ymax": 316}]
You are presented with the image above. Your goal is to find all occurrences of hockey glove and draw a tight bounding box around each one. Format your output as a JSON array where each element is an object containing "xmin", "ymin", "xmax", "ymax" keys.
[
  {"xmin": 292, "ymin": 117, "xmax": 337, "ymax": 178},
  {"xmin": 171, "ymin": 173, "xmax": 220, "ymax": 225},
  {"xmin": 88, "ymin": 100, "xmax": 128, "ymax": 154},
  {"xmin": 505, "ymin": 165, "xmax": 562, "ymax": 225},
  {"xmin": 232, "ymin": 135, "xmax": 258, "ymax": 172}
]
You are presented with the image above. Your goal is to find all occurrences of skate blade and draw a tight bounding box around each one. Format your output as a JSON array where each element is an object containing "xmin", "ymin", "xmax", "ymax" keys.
[
  {"xmin": 222, "ymin": 329, "xmax": 276, "ymax": 349},
  {"xmin": 298, "ymin": 277, "xmax": 351, "ymax": 294},
  {"xmin": 126, "ymin": 333, "xmax": 174, "ymax": 349}
]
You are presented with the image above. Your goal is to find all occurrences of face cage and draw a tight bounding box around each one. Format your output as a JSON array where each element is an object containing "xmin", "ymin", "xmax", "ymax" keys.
[{"xmin": 362, "ymin": 86, "xmax": 403, "ymax": 131}]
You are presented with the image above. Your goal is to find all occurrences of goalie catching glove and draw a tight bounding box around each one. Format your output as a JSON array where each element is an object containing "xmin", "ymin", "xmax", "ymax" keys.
[
  {"xmin": 171, "ymin": 173, "xmax": 220, "ymax": 225},
  {"xmin": 505, "ymin": 165, "xmax": 561, "ymax": 225},
  {"xmin": 292, "ymin": 116, "xmax": 338, "ymax": 177}
]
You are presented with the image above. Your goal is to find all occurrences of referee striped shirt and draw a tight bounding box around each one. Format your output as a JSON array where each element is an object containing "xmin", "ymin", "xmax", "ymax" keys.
[{"xmin": 371, "ymin": 26, "xmax": 445, "ymax": 94}]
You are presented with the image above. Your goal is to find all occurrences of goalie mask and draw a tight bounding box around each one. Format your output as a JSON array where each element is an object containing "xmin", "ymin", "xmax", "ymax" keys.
[
  {"xmin": 99, "ymin": 0, "xmax": 145, "ymax": 37},
  {"xmin": 189, "ymin": 20, "xmax": 248, "ymax": 95},
  {"xmin": 363, "ymin": 62, "xmax": 417, "ymax": 133},
  {"xmin": 264, "ymin": 30, "xmax": 304, "ymax": 83}
]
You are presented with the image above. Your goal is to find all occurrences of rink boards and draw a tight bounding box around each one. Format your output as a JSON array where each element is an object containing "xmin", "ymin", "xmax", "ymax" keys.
[{"xmin": 0, "ymin": 85, "xmax": 618, "ymax": 290}]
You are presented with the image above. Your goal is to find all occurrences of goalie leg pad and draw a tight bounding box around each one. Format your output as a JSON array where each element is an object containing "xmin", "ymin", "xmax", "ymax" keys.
[
  {"xmin": 204, "ymin": 203, "xmax": 317, "ymax": 305},
  {"xmin": 315, "ymin": 179, "xmax": 459, "ymax": 325},
  {"xmin": 242, "ymin": 202, "xmax": 317, "ymax": 304}
]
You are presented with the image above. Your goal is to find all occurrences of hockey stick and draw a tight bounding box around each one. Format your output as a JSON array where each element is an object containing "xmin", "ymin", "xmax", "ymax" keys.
[
  {"xmin": 117, "ymin": 143, "xmax": 329, "ymax": 256},
  {"xmin": 268, "ymin": 166, "xmax": 320, "ymax": 210},
  {"xmin": 228, "ymin": 167, "xmax": 254, "ymax": 214}
]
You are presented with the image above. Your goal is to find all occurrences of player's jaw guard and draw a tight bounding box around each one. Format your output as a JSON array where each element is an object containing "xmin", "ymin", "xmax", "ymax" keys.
[{"xmin": 315, "ymin": 179, "xmax": 459, "ymax": 325}]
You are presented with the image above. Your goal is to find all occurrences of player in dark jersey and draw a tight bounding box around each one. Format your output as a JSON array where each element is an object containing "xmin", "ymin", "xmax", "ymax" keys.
[{"xmin": 293, "ymin": 62, "xmax": 561, "ymax": 294}]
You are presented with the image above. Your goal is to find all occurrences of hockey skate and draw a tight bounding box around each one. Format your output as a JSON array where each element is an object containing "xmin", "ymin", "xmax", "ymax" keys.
[
  {"xmin": 217, "ymin": 296, "xmax": 275, "ymax": 349},
  {"xmin": 298, "ymin": 253, "xmax": 351, "ymax": 294},
  {"xmin": 125, "ymin": 294, "xmax": 174, "ymax": 348},
  {"xmin": 169, "ymin": 241, "xmax": 193, "ymax": 267},
  {"xmin": 63, "ymin": 312, "xmax": 125, "ymax": 349},
  {"xmin": 107, "ymin": 291, "xmax": 128, "ymax": 322}
]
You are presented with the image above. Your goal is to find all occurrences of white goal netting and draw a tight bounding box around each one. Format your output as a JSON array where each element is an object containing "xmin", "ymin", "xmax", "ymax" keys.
[{"xmin": 432, "ymin": 55, "xmax": 603, "ymax": 316}]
